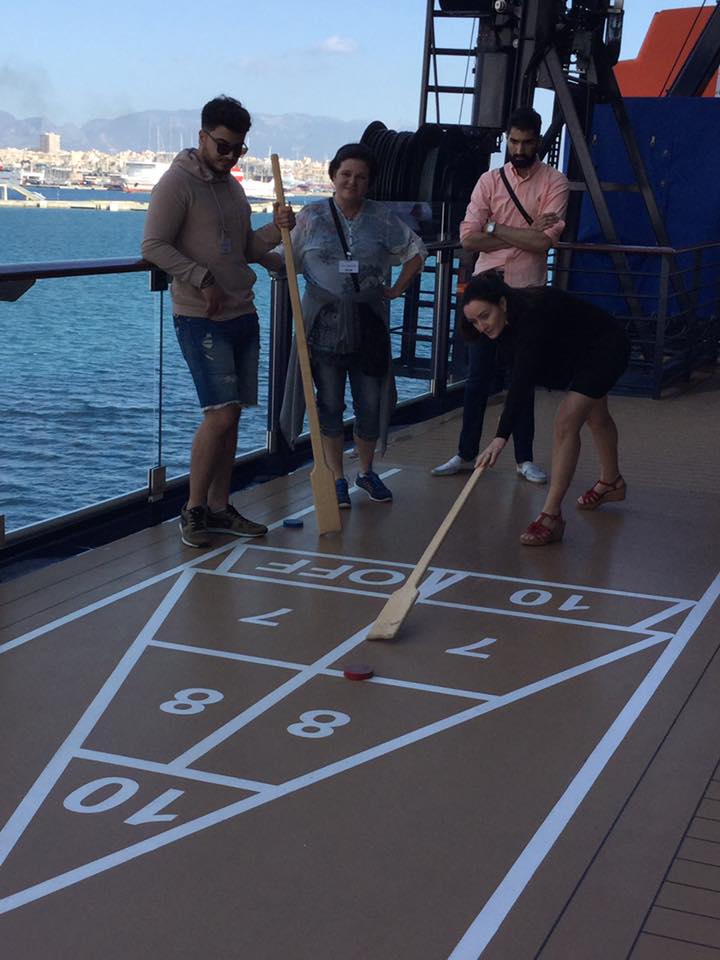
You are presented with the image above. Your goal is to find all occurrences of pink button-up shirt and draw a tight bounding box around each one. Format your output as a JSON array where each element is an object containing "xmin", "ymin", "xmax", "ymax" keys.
[{"xmin": 459, "ymin": 160, "xmax": 569, "ymax": 287}]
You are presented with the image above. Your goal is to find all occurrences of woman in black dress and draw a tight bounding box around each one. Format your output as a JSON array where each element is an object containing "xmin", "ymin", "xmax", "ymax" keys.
[{"xmin": 461, "ymin": 272, "xmax": 630, "ymax": 545}]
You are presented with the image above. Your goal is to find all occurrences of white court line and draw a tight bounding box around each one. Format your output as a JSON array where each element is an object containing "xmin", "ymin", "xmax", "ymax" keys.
[
  {"xmin": 0, "ymin": 543, "xmax": 235, "ymax": 657},
  {"xmin": 421, "ymin": 598, "xmax": 674, "ymax": 634},
  {"xmin": 0, "ymin": 571, "xmax": 195, "ymax": 869},
  {"xmin": 173, "ymin": 603, "xmax": 673, "ymax": 771},
  {"xmin": 212, "ymin": 494, "xmax": 323, "ymax": 575},
  {"xmin": 215, "ymin": 543, "xmax": 249, "ymax": 575},
  {"xmin": 149, "ymin": 639, "xmax": 308, "ymax": 672},
  {"xmin": 75, "ymin": 749, "xmax": 272, "ymax": 793},
  {"xmin": 629, "ymin": 599, "xmax": 695, "ymax": 632},
  {"xmin": 0, "ymin": 468, "xmax": 403, "ymax": 659},
  {"xmin": 1, "ymin": 462, "xmax": 688, "ymax": 664},
  {"xmin": 198, "ymin": 567, "xmax": 390, "ymax": 599},
  {"xmin": 213, "ymin": 467, "xmax": 403, "ymax": 576},
  {"xmin": 151, "ymin": 639, "xmax": 498, "ymax": 702},
  {"xmin": 171, "ymin": 620, "xmax": 377, "ymax": 768},
  {"xmin": 417, "ymin": 569, "xmax": 471, "ymax": 599},
  {"xmin": 196, "ymin": 568, "xmax": 675, "ymax": 635},
  {"xmin": 153, "ymin": 634, "xmax": 671, "ymax": 704},
  {"xmin": 447, "ymin": 569, "xmax": 720, "ymax": 959},
  {"xmin": 0, "ymin": 631, "xmax": 670, "ymax": 916},
  {"xmin": 323, "ymin": 669, "xmax": 497, "ymax": 702},
  {"xmin": 239, "ymin": 544, "xmax": 694, "ymax": 604}
]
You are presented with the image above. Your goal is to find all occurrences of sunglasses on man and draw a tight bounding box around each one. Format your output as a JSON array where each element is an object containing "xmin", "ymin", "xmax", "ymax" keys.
[{"xmin": 203, "ymin": 129, "xmax": 248, "ymax": 157}]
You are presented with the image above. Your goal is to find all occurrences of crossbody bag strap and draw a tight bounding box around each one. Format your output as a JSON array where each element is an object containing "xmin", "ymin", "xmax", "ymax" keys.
[
  {"xmin": 499, "ymin": 167, "xmax": 534, "ymax": 226},
  {"xmin": 327, "ymin": 197, "xmax": 360, "ymax": 292}
]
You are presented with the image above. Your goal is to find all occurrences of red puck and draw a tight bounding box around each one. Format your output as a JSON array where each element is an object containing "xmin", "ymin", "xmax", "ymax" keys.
[{"xmin": 342, "ymin": 663, "xmax": 374, "ymax": 681}]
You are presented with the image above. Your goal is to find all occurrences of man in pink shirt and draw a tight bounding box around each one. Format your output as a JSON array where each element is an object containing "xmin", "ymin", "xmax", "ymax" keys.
[{"xmin": 433, "ymin": 106, "xmax": 569, "ymax": 481}]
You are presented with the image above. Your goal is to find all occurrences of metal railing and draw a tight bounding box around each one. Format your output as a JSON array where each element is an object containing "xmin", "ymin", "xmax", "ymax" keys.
[
  {"xmin": 554, "ymin": 239, "xmax": 720, "ymax": 397},
  {"xmin": 0, "ymin": 237, "xmax": 465, "ymax": 558},
  {"xmin": 1, "ymin": 233, "xmax": 718, "ymax": 563}
]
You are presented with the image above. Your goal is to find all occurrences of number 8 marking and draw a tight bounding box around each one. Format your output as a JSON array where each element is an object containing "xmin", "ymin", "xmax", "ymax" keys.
[
  {"xmin": 287, "ymin": 710, "xmax": 351, "ymax": 739},
  {"xmin": 159, "ymin": 688, "xmax": 224, "ymax": 715}
]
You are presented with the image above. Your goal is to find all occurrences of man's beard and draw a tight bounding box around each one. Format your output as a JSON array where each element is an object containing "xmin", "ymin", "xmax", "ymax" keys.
[
  {"xmin": 209, "ymin": 159, "xmax": 233, "ymax": 178},
  {"xmin": 510, "ymin": 154, "xmax": 535, "ymax": 169}
]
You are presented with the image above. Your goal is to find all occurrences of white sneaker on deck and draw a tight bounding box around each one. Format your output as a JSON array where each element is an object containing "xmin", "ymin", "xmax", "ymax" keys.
[
  {"xmin": 431, "ymin": 454, "xmax": 475, "ymax": 476},
  {"xmin": 516, "ymin": 461, "xmax": 548, "ymax": 484}
]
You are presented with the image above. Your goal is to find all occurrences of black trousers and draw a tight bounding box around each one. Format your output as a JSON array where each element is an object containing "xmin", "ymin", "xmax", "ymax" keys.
[{"xmin": 457, "ymin": 334, "xmax": 535, "ymax": 464}]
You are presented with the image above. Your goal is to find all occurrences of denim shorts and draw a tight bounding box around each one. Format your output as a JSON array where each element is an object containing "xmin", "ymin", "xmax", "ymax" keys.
[
  {"xmin": 310, "ymin": 351, "xmax": 381, "ymax": 440},
  {"xmin": 174, "ymin": 313, "xmax": 260, "ymax": 410}
]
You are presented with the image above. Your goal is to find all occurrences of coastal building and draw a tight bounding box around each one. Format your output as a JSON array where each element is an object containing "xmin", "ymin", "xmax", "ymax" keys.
[{"xmin": 39, "ymin": 131, "xmax": 61, "ymax": 154}]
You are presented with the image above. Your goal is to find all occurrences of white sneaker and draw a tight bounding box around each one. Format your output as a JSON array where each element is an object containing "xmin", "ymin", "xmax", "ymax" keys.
[
  {"xmin": 432, "ymin": 454, "xmax": 475, "ymax": 476},
  {"xmin": 516, "ymin": 461, "xmax": 548, "ymax": 484}
]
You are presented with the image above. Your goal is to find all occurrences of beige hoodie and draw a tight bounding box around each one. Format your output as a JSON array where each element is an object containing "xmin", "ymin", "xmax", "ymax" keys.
[{"xmin": 141, "ymin": 148, "xmax": 280, "ymax": 320}]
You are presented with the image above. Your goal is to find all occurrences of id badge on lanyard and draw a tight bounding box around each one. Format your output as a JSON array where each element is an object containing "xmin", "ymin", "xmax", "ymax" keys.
[{"xmin": 338, "ymin": 258, "xmax": 359, "ymax": 274}]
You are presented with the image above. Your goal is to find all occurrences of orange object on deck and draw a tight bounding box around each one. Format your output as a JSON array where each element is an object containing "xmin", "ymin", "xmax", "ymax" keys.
[{"xmin": 614, "ymin": 6, "xmax": 719, "ymax": 97}]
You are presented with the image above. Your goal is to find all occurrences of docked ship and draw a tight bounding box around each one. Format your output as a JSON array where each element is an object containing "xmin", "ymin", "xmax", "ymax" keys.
[
  {"xmin": 1, "ymin": 3, "xmax": 719, "ymax": 958},
  {"xmin": 118, "ymin": 161, "xmax": 294, "ymax": 197},
  {"xmin": 232, "ymin": 167, "xmax": 300, "ymax": 199},
  {"xmin": 119, "ymin": 159, "xmax": 171, "ymax": 193}
]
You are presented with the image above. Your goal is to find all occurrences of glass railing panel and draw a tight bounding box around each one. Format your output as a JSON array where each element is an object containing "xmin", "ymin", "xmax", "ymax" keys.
[
  {"xmin": 0, "ymin": 271, "xmax": 160, "ymax": 532},
  {"xmin": 1, "ymin": 195, "xmax": 466, "ymax": 540},
  {"xmin": 392, "ymin": 257, "xmax": 434, "ymax": 402},
  {"xmin": 443, "ymin": 254, "xmax": 468, "ymax": 389}
]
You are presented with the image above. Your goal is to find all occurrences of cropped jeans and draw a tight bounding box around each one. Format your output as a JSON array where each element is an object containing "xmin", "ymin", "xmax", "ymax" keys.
[
  {"xmin": 174, "ymin": 313, "xmax": 259, "ymax": 410},
  {"xmin": 310, "ymin": 351, "xmax": 381, "ymax": 441}
]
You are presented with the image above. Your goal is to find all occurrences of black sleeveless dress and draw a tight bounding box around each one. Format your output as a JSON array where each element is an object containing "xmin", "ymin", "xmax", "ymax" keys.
[{"xmin": 495, "ymin": 287, "xmax": 630, "ymax": 441}]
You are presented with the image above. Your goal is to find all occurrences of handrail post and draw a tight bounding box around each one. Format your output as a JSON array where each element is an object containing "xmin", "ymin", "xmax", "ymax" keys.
[
  {"xmin": 266, "ymin": 275, "xmax": 293, "ymax": 454},
  {"xmin": 148, "ymin": 271, "xmax": 168, "ymax": 502},
  {"xmin": 431, "ymin": 245, "xmax": 454, "ymax": 398},
  {"xmin": 688, "ymin": 248, "xmax": 703, "ymax": 380},
  {"xmin": 654, "ymin": 255, "xmax": 670, "ymax": 398}
]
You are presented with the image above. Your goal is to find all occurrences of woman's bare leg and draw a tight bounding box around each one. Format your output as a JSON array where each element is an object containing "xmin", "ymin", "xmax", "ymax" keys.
[
  {"xmin": 583, "ymin": 395, "xmax": 621, "ymax": 493},
  {"xmin": 539, "ymin": 392, "xmax": 596, "ymax": 521}
]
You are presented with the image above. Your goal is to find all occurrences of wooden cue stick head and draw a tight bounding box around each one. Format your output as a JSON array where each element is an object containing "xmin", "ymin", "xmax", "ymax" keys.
[{"xmin": 367, "ymin": 586, "xmax": 420, "ymax": 641}]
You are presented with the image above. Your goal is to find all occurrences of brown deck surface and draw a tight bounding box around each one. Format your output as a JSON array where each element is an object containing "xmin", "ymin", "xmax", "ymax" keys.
[{"xmin": 1, "ymin": 377, "xmax": 719, "ymax": 959}]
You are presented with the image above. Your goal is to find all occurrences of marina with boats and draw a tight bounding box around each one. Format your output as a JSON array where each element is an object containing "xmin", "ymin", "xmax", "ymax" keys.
[
  {"xmin": 0, "ymin": 185, "xmax": 298, "ymax": 214},
  {"xmin": 1, "ymin": 2, "xmax": 720, "ymax": 958}
]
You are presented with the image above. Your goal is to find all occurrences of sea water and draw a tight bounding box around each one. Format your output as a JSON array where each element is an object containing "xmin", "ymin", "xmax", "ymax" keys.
[{"xmin": 0, "ymin": 191, "xmax": 429, "ymax": 531}]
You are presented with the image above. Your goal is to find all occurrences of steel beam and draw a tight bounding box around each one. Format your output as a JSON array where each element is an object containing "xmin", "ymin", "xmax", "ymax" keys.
[{"xmin": 668, "ymin": 4, "xmax": 720, "ymax": 97}]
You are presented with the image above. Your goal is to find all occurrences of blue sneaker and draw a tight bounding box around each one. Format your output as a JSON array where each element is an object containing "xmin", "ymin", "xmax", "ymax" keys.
[
  {"xmin": 335, "ymin": 477, "xmax": 351, "ymax": 509},
  {"xmin": 355, "ymin": 471, "xmax": 393, "ymax": 502}
]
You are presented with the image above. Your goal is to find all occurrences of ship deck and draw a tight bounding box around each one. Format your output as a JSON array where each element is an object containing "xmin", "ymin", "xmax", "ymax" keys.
[{"xmin": 1, "ymin": 377, "xmax": 720, "ymax": 959}]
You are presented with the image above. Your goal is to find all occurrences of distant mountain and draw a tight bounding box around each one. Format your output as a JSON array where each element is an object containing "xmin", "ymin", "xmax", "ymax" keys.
[{"xmin": 0, "ymin": 109, "xmax": 380, "ymax": 159}]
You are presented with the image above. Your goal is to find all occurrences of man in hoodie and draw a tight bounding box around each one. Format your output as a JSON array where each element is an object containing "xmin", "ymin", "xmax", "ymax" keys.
[{"xmin": 142, "ymin": 95, "xmax": 295, "ymax": 548}]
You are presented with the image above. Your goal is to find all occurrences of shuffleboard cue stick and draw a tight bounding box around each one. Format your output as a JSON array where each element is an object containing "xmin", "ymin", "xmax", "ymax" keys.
[
  {"xmin": 367, "ymin": 465, "xmax": 486, "ymax": 640},
  {"xmin": 271, "ymin": 155, "xmax": 341, "ymax": 535}
]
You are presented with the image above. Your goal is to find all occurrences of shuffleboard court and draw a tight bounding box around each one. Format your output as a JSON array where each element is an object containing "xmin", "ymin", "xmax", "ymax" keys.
[{"xmin": 2, "ymin": 397, "xmax": 720, "ymax": 959}]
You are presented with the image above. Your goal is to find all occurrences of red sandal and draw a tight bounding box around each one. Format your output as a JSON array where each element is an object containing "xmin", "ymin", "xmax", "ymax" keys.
[
  {"xmin": 520, "ymin": 512, "xmax": 565, "ymax": 546},
  {"xmin": 576, "ymin": 475, "xmax": 626, "ymax": 511}
]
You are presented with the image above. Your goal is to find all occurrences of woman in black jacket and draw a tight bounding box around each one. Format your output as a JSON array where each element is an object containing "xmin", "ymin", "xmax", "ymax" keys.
[{"xmin": 461, "ymin": 272, "xmax": 630, "ymax": 545}]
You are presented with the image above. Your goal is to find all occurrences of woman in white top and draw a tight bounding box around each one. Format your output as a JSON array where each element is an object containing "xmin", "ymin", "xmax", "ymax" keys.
[{"xmin": 279, "ymin": 143, "xmax": 426, "ymax": 508}]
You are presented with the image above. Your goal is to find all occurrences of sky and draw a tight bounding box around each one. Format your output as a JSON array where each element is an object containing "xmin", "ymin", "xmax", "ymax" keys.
[{"xmin": 0, "ymin": 0, "xmax": 713, "ymax": 128}]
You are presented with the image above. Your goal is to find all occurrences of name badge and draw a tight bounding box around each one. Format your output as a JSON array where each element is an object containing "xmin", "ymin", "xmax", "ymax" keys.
[
  {"xmin": 220, "ymin": 234, "xmax": 233, "ymax": 254},
  {"xmin": 338, "ymin": 259, "xmax": 359, "ymax": 274}
]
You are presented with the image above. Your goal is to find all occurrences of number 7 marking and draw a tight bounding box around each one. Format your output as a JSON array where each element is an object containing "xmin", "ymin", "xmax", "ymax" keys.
[
  {"xmin": 239, "ymin": 608, "xmax": 293, "ymax": 627},
  {"xmin": 445, "ymin": 638, "xmax": 497, "ymax": 659}
]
